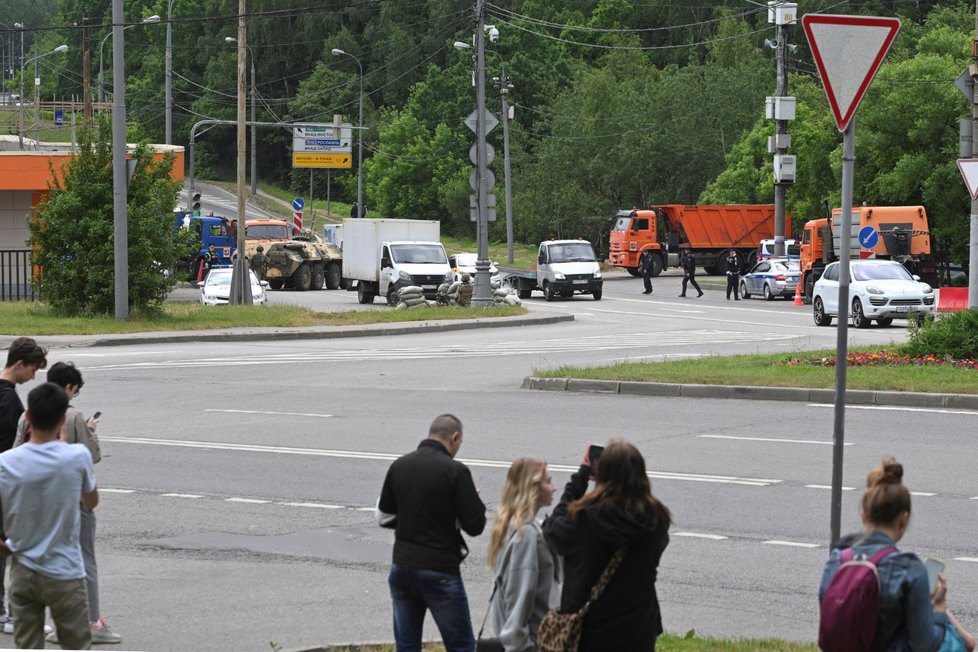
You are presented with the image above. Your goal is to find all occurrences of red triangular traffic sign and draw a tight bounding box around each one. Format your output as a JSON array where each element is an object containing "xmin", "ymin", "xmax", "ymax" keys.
[
  {"xmin": 957, "ymin": 159, "xmax": 978, "ymax": 199},
  {"xmin": 802, "ymin": 14, "xmax": 901, "ymax": 132}
]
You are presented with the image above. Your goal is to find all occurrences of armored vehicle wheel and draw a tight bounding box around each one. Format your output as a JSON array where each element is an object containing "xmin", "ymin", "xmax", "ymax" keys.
[
  {"xmin": 310, "ymin": 265, "xmax": 325, "ymax": 290},
  {"xmin": 325, "ymin": 263, "xmax": 342, "ymax": 290},
  {"xmin": 293, "ymin": 263, "xmax": 312, "ymax": 291},
  {"xmin": 268, "ymin": 279, "xmax": 284, "ymax": 290}
]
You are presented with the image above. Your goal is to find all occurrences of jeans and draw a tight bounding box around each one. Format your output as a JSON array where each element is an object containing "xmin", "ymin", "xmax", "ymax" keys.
[{"xmin": 388, "ymin": 563, "xmax": 474, "ymax": 652}]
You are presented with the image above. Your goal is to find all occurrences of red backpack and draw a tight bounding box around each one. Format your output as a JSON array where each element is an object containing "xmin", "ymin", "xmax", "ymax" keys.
[{"xmin": 819, "ymin": 546, "xmax": 898, "ymax": 652}]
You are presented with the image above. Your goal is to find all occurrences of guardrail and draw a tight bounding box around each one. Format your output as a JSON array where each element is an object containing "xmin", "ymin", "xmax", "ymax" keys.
[{"xmin": 0, "ymin": 250, "xmax": 37, "ymax": 301}]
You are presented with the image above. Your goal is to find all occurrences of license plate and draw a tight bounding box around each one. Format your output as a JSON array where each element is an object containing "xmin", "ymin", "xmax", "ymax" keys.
[
  {"xmin": 894, "ymin": 306, "xmax": 911, "ymax": 313},
  {"xmin": 573, "ymin": 280, "xmax": 587, "ymax": 285},
  {"xmin": 787, "ymin": 276, "xmax": 799, "ymax": 281}
]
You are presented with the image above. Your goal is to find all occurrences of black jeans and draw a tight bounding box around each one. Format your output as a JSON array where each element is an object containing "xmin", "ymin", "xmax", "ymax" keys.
[
  {"xmin": 726, "ymin": 273, "xmax": 739, "ymax": 299},
  {"xmin": 682, "ymin": 274, "xmax": 702, "ymax": 296}
]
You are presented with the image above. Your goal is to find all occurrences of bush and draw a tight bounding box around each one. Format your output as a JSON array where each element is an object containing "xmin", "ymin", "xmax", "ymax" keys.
[{"xmin": 901, "ymin": 309, "xmax": 978, "ymax": 359}]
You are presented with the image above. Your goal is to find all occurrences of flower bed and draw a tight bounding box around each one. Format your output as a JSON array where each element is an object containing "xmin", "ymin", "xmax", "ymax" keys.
[{"xmin": 780, "ymin": 350, "xmax": 978, "ymax": 370}]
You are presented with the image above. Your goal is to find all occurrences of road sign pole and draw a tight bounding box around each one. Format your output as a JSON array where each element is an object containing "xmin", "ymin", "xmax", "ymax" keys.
[{"xmin": 830, "ymin": 118, "xmax": 855, "ymax": 546}]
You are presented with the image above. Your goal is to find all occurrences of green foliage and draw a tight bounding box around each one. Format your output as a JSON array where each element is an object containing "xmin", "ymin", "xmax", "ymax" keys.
[
  {"xmin": 901, "ymin": 310, "xmax": 978, "ymax": 360},
  {"xmin": 28, "ymin": 117, "xmax": 191, "ymax": 316}
]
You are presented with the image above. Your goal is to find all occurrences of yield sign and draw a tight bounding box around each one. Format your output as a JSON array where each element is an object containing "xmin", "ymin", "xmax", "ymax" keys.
[
  {"xmin": 802, "ymin": 14, "xmax": 901, "ymax": 132},
  {"xmin": 957, "ymin": 159, "xmax": 978, "ymax": 199}
]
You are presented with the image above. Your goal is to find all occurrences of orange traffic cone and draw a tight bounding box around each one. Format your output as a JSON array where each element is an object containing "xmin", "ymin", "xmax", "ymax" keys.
[{"xmin": 793, "ymin": 280, "xmax": 803, "ymax": 306}]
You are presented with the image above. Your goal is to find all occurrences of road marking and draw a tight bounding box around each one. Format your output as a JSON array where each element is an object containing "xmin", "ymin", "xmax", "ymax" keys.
[
  {"xmin": 955, "ymin": 557, "xmax": 978, "ymax": 563},
  {"xmin": 911, "ymin": 492, "xmax": 937, "ymax": 497},
  {"xmin": 54, "ymin": 351, "xmax": 182, "ymax": 357},
  {"xmin": 280, "ymin": 502, "xmax": 344, "ymax": 509},
  {"xmin": 100, "ymin": 488, "xmax": 135, "ymax": 493},
  {"xmin": 225, "ymin": 497, "xmax": 270, "ymax": 504},
  {"xmin": 161, "ymin": 493, "xmax": 203, "ymax": 499},
  {"xmin": 204, "ymin": 409, "xmax": 334, "ymax": 418},
  {"xmin": 100, "ymin": 437, "xmax": 782, "ymax": 487},
  {"xmin": 806, "ymin": 484, "xmax": 856, "ymax": 491},
  {"xmin": 699, "ymin": 435, "xmax": 848, "ymax": 446},
  {"xmin": 763, "ymin": 540, "xmax": 820, "ymax": 548},
  {"xmin": 673, "ymin": 532, "xmax": 728, "ymax": 540},
  {"xmin": 808, "ymin": 404, "xmax": 978, "ymax": 416}
]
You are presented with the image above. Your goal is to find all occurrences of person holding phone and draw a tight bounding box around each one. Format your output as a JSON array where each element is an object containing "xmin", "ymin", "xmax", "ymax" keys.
[
  {"xmin": 819, "ymin": 457, "xmax": 974, "ymax": 651},
  {"xmin": 542, "ymin": 440, "xmax": 672, "ymax": 652},
  {"xmin": 486, "ymin": 458, "xmax": 559, "ymax": 651}
]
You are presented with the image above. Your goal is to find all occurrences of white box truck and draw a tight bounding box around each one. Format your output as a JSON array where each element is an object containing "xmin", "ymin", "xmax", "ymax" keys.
[{"xmin": 342, "ymin": 218, "xmax": 452, "ymax": 305}]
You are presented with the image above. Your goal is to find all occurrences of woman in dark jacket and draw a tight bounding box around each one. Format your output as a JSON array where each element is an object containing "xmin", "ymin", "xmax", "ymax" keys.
[{"xmin": 542, "ymin": 440, "xmax": 671, "ymax": 652}]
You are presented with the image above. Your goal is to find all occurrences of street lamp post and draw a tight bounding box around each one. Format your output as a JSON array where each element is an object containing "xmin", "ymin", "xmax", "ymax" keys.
[
  {"xmin": 20, "ymin": 43, "xmax": 67, "ymax": 149},
  {"xmin": 331, "ymin": 48, "xmax": 364, "ymax": 219},
  {"xmin": 99, "ymin": 15, "xmax": 159, "ymax": 104},
  {"xmin": 15, "ymin": 23, "xmax": 23, "ymax": 149},
  {"xmin": 226, "ymin": 37, "xmax": 256, "ymax": 196},
  {"xmin": 165, "ymin": 0, "xmax": 175, "ymax": 144}
]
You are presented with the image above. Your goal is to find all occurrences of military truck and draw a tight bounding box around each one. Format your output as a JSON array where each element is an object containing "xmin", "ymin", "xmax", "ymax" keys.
[{"xmin": 264, "ymin": 230, "xmax": 343, "ymax": 291}]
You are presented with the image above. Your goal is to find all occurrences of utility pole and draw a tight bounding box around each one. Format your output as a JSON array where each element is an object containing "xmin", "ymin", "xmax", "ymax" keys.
[
  {"xmin": 112, "ymin": 0, "xmax": 128, "ymax": 318},
  {"xmin": 971, "ymin": 0, "xmax": 978, "ymax": 309},
  {"xmin": 228, "ymin": 0, "xmax": 252, "ymax": 305},
  {"xmin": 495, "ymin": 66, "xmax": 514, "ymax": 264},
  {"xmin": 767, "ymin": 2, "xmax": 797, "ymax": 258},
  {"xmin": 472, "ymin": 0, "xmax": 492, "ymax": 305},
  {"xmin": 82, "ymin": 17, "xmax": 94, "ymax": 118}
]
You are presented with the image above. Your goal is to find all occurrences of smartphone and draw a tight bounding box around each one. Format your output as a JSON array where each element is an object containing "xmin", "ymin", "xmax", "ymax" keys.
[
  {"xmin": 92, "ymin": 411, "xmax": 102, "ymax": 420},
  {"xmin": 923, "ymin": 557, "xmax": 945, "ymax": 597},
  {"xmin": 587, "ymin": 444, "xmax": 604, "ymax": 468}
]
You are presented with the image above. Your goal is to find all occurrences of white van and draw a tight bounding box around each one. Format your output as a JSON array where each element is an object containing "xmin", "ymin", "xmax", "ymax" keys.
[{"xmin": 757, "ymin": 238, "xmax": 799, "ymax": 262}]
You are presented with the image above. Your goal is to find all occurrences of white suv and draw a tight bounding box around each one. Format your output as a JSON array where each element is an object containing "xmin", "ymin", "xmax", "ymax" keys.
[{"xmin": 812, "ymin": 260, "xmax": 935, "ymax": 328}]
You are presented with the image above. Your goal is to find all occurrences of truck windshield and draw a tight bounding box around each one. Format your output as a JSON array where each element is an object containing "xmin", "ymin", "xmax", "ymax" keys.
[
  {"xmin": 246, "ymin": 225, "xmax": 290, "ymax": 239},
  {"xmin": 391, "ymin": 244, "xmax": 448, "ymax": 264},
  {"xmin": 613, "ymin": 217, "xmax": 631, "ymax": 231},
  {"xmin": 549, "ymin": 243, "xmax": 596, "ymax": 263}
]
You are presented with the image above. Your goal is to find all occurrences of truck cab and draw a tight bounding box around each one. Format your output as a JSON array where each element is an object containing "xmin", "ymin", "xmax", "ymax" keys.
[
  {"xmin": 507, "ymin": 239, "xmax": 603, "ymax": 301},
  {"xmin": 378, "ymin": 241, "xmax": 452, "ymax": 304},
  {"xmin": 244, "ymin": 219, "xmax": 291, "ymax": 260},
  {"xmin": 173, "ymin": 212, "xmax": 235, "ymax": 279},
  {"xmin": 609, "ymin": 209, "xmax": 662, "ymax": 277}
]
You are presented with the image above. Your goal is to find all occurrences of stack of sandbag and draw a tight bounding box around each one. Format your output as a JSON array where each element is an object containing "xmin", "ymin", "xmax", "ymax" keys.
[
  {"xmin": 394, "ymin": 285, "xmax": 426, "ymax": 309},
  {"xmin": 492, "ymin": 284, "xmax": 522, "ymax": 306}
]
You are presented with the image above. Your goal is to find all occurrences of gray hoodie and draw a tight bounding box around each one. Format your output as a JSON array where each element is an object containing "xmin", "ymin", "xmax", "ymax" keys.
[{"xmin": 490, "ymin": 521, "xmax": 561, "ymax": 652}]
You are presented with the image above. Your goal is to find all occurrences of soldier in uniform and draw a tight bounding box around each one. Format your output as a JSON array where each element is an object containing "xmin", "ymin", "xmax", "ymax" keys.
[
  {"xmin": 456, "ymin": 273, "xmax": 474, "ymax": 307},
  {"xmin": 250, "ymin": 245, "xmax": 268, "ymax": 281}
]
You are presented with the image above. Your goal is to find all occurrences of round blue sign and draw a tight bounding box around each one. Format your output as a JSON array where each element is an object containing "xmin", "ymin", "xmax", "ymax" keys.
[
  {"xmin": 858, "ymin": 226, "xmax": 879, "ymax": 249},
  {"xmin": 292, "ymin": 197, "xmax": 305, "ymax": 211}
]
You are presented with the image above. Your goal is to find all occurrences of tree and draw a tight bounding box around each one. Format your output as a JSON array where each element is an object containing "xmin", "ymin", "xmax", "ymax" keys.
[{"xmin": 29, "ymin": 117, "xmax": 192, "ymax": 315}]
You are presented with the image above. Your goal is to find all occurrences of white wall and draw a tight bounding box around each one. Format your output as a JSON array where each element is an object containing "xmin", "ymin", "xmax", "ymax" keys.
[{"xmin": 0, "ymin": 191, "xmax": 32, "ymax": 250}]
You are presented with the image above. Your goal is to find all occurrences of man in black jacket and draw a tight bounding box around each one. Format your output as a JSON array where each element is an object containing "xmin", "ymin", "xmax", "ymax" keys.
[
  {"xmin": 640, "ymin": 250, "xmax": 655, "ymax": 294},
  {"xmin": 679, "ymin": 253, "xmax": 703, "ymax": 298},
  {"xmin": 724, "ymin": 251, "xmax": 741, "ymax": 300},
  {"xmin": 377, "ymin": 414, "xmax": 486, "ymax": 652}
]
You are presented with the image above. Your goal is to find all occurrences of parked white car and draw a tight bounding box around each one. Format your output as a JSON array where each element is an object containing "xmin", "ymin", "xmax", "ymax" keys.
[
  {"xmin": 200, "ymin": 266, "xmax": 268, "ymax": 305},
  {"xmin": 448, "ymin": 252, "xmax": 501, "ymax": 285},
  {"xmin": 812, "ymin": 260, "xmax": 935, "ymax": 328}
]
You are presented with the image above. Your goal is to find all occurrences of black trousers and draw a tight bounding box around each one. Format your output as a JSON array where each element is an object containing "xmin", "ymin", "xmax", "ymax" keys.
[
  {"xmin": 682, "ymin": 274, "xmax": 702, "ymax": 296},
  {"xmin": 643, "ymin": 261, "xmax": 654, "ymax": 292},
  {"xmin": 726, "ymin": 274, "xmax": 740, "ymax": 299}
]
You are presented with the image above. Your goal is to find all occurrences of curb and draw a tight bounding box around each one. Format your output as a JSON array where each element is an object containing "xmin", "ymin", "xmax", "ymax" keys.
[
  {"xmin": 520, "ymin": 377, "xmax": 978, "ymax": 409},
  {"xmin": 15, "ymin": 313, "xmax": 574, "ymax": 349}
]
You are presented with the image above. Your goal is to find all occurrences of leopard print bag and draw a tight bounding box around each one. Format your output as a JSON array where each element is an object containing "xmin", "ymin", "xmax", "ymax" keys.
[{"xmin": 537, "ymin": 548, "xmax": 624, "ymax": 652}]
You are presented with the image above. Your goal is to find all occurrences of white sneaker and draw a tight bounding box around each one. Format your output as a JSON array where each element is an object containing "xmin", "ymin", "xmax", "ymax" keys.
[{"xmin": 3, "ymin": 621, "xmax": 52, "ymax": 635}]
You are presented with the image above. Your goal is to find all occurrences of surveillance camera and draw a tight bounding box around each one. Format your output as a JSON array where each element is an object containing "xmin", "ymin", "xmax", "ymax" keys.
[{"xmin": 488, "ymin": 26, "xmax": 499, "ymax": 43}]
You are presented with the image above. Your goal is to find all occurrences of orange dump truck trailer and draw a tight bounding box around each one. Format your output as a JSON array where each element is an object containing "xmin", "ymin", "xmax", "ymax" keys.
[
  {"xmin": 608, "ymin": 205, "xmax": 784, "ymax": 276},
  {"xmin": 799, "ymin": 205, "xmax": 936, "ymax": 303}
]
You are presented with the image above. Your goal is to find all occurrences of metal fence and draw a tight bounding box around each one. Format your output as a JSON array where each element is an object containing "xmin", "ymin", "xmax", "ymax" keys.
[{"xmin": 0, "ymin": 250, "xmax": 37, "ymax": 301}]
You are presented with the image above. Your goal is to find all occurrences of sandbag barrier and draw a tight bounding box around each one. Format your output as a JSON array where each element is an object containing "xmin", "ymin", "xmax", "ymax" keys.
[{"xmin": 392, "ymin": 283, "xmax": 522, "ymax": 309}]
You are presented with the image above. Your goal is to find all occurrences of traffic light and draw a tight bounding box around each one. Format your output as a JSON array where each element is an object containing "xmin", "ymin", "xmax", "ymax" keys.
[{"xmin": 192, "ymin": 192, "xmax": 202, "ymax": 217}]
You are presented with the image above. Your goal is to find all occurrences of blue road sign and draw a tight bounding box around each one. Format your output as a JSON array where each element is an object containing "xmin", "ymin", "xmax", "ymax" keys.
[
  {"xmin": 858, "ymin": 225, "xmax": 879, "ymax": 249},
  {"xmin": 292, "ymin": 197, "xmax": 305, "ymax": 212},
  {"xmin": 54, "ymin": 109, "xmax": 64, "ymax": 126}
]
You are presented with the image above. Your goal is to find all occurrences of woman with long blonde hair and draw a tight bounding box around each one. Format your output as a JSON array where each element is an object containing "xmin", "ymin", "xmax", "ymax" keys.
[{"xmin": 487, "ymin": 458, "xmax": 559, "ymax": 652}]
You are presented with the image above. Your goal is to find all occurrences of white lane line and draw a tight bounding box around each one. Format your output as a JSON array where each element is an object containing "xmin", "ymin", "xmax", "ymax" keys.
[
  {"xmin": 673, "ymin": 532, "xmax": 728, "ymax": 540},
  {"xmin": 161, "ymin": 493, "xmax": 202, "ymax": 499},
  {"xmin": 699, "ymin": 435, "xmax": 849, "ymax": 446},
  {"xmin": 355, "ymin": 507, "xmax": 376, "ymax": 512},
  {"xmin": 100, "ymin": 488, "xmax": 135, "ymax": 494},
  {"xmin": 911, "ymin": 492, "xmax": 937, "ymax": 497},
  {"xmin": 225, "ymin": 497, "xmax": 270, "ymax": 504},
  {"xmin": 955, "ymin": 558, "xmax": 978, "ymax": 563},
  {"xmin": 53, "ymin": 351, "xmax": 182, "ymax": 357},
  {"xmin": 100, "ymin": 437, "xmax": 781, "ymax": 487},
  {"xmin": 806, "ymin": 484, "xmax": 856, "ymax": 491},
  {"xmin": 763, "ymin": 540, "xmax": 820, "ymax": 549},
  {"xmin": 204, "ymin": 409, "xmax": 334, "ymax": 418},
  {"xmin": 808, "ymin": 404, "xmax": 978, "ymax": 416},
  {"xmin": 279, "ymin": 502, "xmax": 343, "ymax": 509}
]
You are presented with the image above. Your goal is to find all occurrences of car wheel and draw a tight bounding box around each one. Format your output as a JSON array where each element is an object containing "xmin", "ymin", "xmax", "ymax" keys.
[
  {"xmin": 763, "ymin": 284, "xmax": 774, "ymax": 301},
  {"xmin": 740, "ymin": 281, "xmax": 750, "ymax": 299},
  {"xmin": 592, "ymin": 287, "xmax": 602, "ymax": 300},
  {"xmin": 544, "ymin": 282, "xmax": 555, "ymax": 302},
  {"xmin": 851, "ymin": 298, "xmax": 870, "ymax": 329},
  {"xmin": 357, "ymin": 284, "xmax": 375, "ymax": 304},
  {"xmin": 387, "ymin": 285, "xmax": 399, "ymax": 307},
  {"xmin": 813, "ymin": 297, "xmax": 832, "ymax": 326},
  {"xmin": 876, "ymin": 318, "xmax": 894, "ymax": 327}
]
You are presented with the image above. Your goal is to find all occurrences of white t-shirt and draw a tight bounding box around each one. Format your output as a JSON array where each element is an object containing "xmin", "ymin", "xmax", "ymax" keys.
[{"xmin": 0, "ymin": 441, "xmax": 96, "ymax": 580}]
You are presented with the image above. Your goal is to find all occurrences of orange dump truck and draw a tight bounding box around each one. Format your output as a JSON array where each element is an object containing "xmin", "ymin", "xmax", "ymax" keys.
[
  {"xmin": 799, "ymin": 205, "xmax": 936, "ymax": 303},
  {"xmin": 608, "ymin": 205, "xmax": 784, "ymax": 276}
]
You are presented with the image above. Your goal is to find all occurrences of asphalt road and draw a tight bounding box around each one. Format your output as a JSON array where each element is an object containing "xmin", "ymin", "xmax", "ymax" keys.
[{"xmin": 16, "ymin": 273, "xmax": 976, "ymax": 651}]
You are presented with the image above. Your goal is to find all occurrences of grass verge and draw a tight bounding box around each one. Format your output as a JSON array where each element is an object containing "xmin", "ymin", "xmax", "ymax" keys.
[
  {"xmin": 319, "ymin": 633, "xmax": 817, "ymax": 651},
  {"xmin": 536, "ymin": 350, "xmax": 978, "ymax": 395},
  {"xmin": 0, "ymin": 302, "xmax": 526, "ymax": 336}
]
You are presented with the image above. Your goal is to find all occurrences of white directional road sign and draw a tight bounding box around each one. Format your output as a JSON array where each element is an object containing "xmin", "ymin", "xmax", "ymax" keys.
[
  {"xmin": 957, "ymin": 159, "xmax": 978, "ymax": 199},
  {"xmin": 292, "ymin": 124, "xmax": 353, "ymax": 169},
  {"xmin": 802, "ymin": 14, "xmax": 900, "ymax": 132}
]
